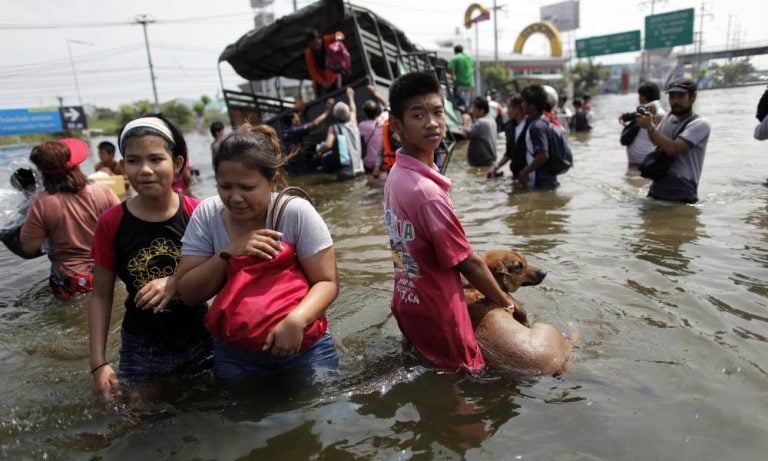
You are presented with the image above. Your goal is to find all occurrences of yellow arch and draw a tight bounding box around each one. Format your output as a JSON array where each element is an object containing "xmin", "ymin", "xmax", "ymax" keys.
[
  {"xmin": 513, "ymin": 21, "xmax": 563, "ymax": 57},
  {"xmin": 464, "ymin": 3, "xmax": 490, "ymax": 29}
]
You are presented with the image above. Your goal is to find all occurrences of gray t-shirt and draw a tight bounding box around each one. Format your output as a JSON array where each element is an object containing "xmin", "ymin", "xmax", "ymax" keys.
[
  {"xmin": 467, "ymin": 113, "xmax": 497, "ymax": 167},
  {"xmin": 660, "ymin": 113, "xmax": 711, "ymax": 183},
  {"xmin": 182, "ymin": 193, "xmax": 333, "ymax": 261}
]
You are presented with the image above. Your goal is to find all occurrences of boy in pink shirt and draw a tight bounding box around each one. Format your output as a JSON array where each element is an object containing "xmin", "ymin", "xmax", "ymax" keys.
[{"xmin": 383, "ymin": 72, "xmax": 515, "ymax": 371}]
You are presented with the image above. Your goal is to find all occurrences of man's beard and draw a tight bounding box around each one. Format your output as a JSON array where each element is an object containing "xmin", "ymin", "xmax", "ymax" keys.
[{"xmin": 671, "ymin": 105, "xmax": 692, "ymax": 117}]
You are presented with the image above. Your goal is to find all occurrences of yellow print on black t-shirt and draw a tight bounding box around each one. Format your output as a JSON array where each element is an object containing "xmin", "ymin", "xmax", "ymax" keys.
[{"xmin": 126, "ymin": 237, "xmax": 180, "ymax": 289}]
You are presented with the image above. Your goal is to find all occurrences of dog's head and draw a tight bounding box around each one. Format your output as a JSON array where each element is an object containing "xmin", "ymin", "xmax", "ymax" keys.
[{"xmin": 484, "ymin": 249, "xmax": 546, "ymax": 293}]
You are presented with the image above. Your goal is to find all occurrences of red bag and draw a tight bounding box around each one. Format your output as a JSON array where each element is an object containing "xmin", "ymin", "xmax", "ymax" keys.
[
  {"xmin": 325, "ymin": 39, "xmax": 351, "ymax": 75},
  {"xmin": 203, "ymin": 188, "xmax": 327, "ymax": 351}
]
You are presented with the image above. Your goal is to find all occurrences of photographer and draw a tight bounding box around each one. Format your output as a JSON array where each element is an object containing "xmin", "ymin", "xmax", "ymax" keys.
[
  {"xmin": 619, "ymin": 81, "xmax": 665, "ymax": 168},
  {"xmin": 635, "ymin": 77, "xmax": 711, "ymax": 203},
  {"xmin": 755, "ymin": 86, "xmax": 768, "ymax": 141}
]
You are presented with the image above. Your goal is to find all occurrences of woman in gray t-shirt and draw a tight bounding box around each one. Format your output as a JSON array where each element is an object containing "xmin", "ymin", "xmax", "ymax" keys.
[{"xmin": 176, "ymin": 123, "xmax": 339, "ymax": 381}]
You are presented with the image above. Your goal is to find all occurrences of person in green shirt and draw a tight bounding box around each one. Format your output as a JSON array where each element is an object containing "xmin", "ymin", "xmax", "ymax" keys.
[{"xmin": 447, "ymin": 45, "xmax": 475, "ymax": 111}]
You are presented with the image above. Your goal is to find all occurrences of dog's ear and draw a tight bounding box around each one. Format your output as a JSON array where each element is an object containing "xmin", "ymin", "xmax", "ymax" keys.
[{"xmin": 484, "ymin": 251, "xmax": 506, "ymax": 275}]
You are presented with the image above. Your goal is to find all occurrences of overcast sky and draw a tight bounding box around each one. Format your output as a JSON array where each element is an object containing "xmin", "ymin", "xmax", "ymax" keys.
[{"xmin": 2, "ymin": 0, "xmax": 766, "ymax": 110}]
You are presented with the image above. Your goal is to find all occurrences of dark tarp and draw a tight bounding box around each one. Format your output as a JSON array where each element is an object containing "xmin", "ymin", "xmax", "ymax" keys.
[{"xmin": 219, "ymin": 0, "xmax": 419, "ymax": 82}]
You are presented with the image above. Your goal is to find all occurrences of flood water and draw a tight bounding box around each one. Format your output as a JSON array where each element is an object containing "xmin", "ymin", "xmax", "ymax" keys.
[{"xmin": 0, "ymin": 85, "xmax": 767, "ymax": 460}]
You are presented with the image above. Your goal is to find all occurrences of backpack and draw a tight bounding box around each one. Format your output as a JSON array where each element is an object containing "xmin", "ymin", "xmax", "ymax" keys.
[
  {"xmin": 323, "ymin": 123, "xmax": 361, "ymax": 180},
  {"xmin": 544, "ymin": 118, "xmax": 574, "ymax": 175},
  {"xmin": 325, "ymin": 40, "xmax": 351, "ymax": 75},
  {"xmin": 620, "ymin": 121, "xmax": 641, "ymax": 146}
]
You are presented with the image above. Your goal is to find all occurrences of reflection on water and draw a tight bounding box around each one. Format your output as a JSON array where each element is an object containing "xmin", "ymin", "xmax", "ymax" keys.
[
  {"xmin": 631, "ymin": 202, "xmax": 703, "ymax": 275},
  {"xmin": 1, "ymin": 86, "xmax": 768, "ymax": 458}
]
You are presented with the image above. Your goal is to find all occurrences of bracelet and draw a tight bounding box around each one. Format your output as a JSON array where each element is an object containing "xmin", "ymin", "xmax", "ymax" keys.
[
  {"xmin": 504, "ymin": 304, "xmax": 516, "ymax": 311},
  {"xmin": 90, "ymin": 362, "xmax": 110, "ymax": 374}
]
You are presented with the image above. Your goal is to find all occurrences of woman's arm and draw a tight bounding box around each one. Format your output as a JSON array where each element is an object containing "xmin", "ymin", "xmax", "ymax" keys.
[
  {"xmin": 88, "ymin": 265, "xmax": 120, "ymax": 401},
  {"xmin": 176, "ymin": 228, "xmax": 283, "ymax": 306},
  {"xmin": 262, "ymin": 246, "xmax": 339, "ymax": 356},
  {"xmin": 175, "ymin": 254, "xmax": 229, "ymax": 307}
]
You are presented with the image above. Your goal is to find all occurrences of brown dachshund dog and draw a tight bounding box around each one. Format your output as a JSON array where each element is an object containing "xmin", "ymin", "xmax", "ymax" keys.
[{"xmin": 464, "ymin": 249, "xmax": 578, "ymax": 375}]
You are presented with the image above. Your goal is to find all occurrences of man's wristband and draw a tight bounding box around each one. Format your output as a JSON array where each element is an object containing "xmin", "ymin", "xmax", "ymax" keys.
[{"xmin": 90, "ymin": 362, "xmax": 110, "ymax": 374}]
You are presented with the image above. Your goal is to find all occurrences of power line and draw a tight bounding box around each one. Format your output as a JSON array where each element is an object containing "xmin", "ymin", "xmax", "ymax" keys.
[{"xmin": 0, "ymin": 11, "xmax": 253, "ymax": 30}]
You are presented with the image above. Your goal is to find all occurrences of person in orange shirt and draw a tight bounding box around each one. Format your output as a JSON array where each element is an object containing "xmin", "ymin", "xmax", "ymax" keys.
[{"xmin": 304, "ymin": 29, "xmax": 340, "ymax": 98}]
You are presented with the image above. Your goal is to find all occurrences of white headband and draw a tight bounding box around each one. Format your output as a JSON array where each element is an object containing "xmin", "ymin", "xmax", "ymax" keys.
[{"xmin": 119, "ymin": 117, "xmax": 175, "ymax": 152}]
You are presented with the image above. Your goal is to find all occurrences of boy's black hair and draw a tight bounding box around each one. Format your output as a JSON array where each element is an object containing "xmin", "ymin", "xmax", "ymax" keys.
[
  {"xmin": 454, "ymin": 44, "xmax": 463, "ymax": 54},
  {"xmin": 97, "ymin": 141, "xmax": 116, "ymax": 154},
  {"xmin": 572, "ymin": 98, "xmax": 583, "ymax": 108},
  {"xmin": 521, "ymin": 85, "xmax": 548, "ymax": 113},
  {"xmin": 471, "ymin": 96, "xmax": 489, "ymax": 115},
  {"xmin": 637, "ymin": 81, "xmax": 661, "ymax": 102},
  {"xmin": 388, "ymin": 72, "xmax": 442, "ymax": 120},
  {"xmin": 210, "ymin": 121, "xmax": 225, "ymax": 137}
]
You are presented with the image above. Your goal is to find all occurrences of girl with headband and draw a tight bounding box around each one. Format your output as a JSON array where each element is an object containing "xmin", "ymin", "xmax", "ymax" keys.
[
  {"xmin": 88, "ymin": 114, "xmax": 212, "ymax": 401},
  {"xmin": 20, "ymin": 138, "xmax": 121, "ymax": 300}
]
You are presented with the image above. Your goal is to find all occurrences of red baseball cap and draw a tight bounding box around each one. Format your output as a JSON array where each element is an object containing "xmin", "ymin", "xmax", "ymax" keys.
[{"xmin": 58, "ymin": 138, "xmax": 90, "ymax": 168}]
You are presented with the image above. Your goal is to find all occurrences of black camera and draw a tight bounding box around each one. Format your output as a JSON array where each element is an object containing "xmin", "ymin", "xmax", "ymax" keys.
[{"xmin": 620, "ymin": 105, "xmax": 649, "ymax": 123}]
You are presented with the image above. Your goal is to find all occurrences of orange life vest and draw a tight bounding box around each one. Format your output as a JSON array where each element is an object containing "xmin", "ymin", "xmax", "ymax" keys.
[{"xmin": 380, "ymin": 119, "xmax": 398, "ymax": 172}]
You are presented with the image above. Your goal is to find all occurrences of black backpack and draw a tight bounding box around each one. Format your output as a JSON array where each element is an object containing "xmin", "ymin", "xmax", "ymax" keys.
[{"xmin": 544, "ymin": 118, "xmax": 574, "ymax": 175}]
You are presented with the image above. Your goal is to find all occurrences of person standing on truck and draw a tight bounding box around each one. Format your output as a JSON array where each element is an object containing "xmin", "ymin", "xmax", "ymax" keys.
[{"xmin": 304, "ymin": 29, "xmax": 341, "ymax": 98}]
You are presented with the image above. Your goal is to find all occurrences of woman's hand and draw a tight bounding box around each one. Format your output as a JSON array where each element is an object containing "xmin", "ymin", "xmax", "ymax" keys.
[
  {"xmin": 92, "ymin": 364, "xmax": 120, "ymax": 401},
  {"xmin": 227, "ymin": 229, "xmax": 283, "ymax": 260},
  {"xmin": 262, "ymin": 313, "xmax": 305, "ymax": 357},
  {"xmin": 135, "ymin": 276, "xmax": 175, "ymax": 313}
]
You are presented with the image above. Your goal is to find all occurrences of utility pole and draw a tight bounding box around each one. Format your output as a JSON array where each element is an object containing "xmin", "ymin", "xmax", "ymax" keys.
[
  {"xmin": 693, "ymin": 1, "xmax": 712, "ymax": 81},
  {"xmin": 493, "ymin": 0, "xmax": 498, "ymax": 64},
  {"xmin": 66, "ymin": 39, "xmax": 94, "ymax": 107},
  {"xmin": 135, "ymin": 14, "xmax": 160, "ymax": 112}
]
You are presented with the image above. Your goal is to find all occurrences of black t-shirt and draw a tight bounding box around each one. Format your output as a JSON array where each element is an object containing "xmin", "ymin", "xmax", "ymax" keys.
[{"xmin": 93, "ymin": 195, "xmax": 208, "ymax": 349}]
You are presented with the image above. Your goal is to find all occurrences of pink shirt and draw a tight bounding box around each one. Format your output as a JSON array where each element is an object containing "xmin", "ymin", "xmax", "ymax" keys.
[
  {"xmin": 358, "ymin": 112, "xmax": 388, "ymax": 170},
  {"xmin": 20, "ymin": 184, "xmax": 120, "ymax": 277},
  {"xmin": 383, "ymin": 152, "xmax": 483, "ymax": 371}
]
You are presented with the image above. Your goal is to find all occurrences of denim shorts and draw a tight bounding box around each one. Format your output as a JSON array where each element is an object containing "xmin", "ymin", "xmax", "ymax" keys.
[
  {"xmin": 214, "ymin": 331, "xmax": 339, "ymax": 380},
  {"xmin": 118, "ymin": 328, "xmax": 214, "ymax": 388}
]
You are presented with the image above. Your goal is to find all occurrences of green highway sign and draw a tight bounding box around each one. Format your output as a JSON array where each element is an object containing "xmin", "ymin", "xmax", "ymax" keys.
[
  {"xmin": 575, "ymin": 31, "xmax": 641, "ymax": 58},
  {"xmin": 645, "ymin": 8, "xmax": 695, "ymax": 50}
]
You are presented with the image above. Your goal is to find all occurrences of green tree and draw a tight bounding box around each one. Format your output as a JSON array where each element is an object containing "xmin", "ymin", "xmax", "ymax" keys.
[
  {"xmin": 568, "ymin": 59, "xmax": 609, "ymax": 96},
  {"xmin": 480, "ymin": 63, "xmax": 510, "ymax": 94},
  {"xmin": 161, "ymin": 101, "xmax": 193, "ymax": 130},
  {"xmin": 93, "ymin": 106, "xmax": 117, "ymax": 121},
  {"xmin": 709, "ymin": 59, "xmax": 755, "ymax": 86}
]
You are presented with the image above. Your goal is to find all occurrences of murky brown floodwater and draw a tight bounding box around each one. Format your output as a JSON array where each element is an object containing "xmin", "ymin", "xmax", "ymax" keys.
[{"xmin": 0, "ymin": 85, "xmax": 767, "ymax": 460}]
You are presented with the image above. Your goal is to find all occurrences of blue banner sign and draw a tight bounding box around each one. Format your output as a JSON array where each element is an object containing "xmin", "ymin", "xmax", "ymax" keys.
[{"xmin": 0, "ymin": 108, "xmax": 64, "ymax": 136}]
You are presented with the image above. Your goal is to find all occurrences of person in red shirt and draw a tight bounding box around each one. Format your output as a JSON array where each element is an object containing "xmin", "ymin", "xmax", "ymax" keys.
[
  {"xmin": 383, "ymin": 72, "xmax": 516, "ymax": 372},
  {"xmin": 304, "ymin": 29, "xmax": 340, "ymax": 98}
]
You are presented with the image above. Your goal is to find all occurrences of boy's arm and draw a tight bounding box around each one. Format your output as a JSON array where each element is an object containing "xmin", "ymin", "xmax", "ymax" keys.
[{"xmin": 457, "ymin": 252, "xmax": 513, "ymax": 307}]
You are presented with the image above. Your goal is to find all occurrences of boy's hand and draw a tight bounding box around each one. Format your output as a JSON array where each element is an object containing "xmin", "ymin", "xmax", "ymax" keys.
[{"xmin": 346, "ymin": 86, "xmax": 355, "ymax": 98}]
